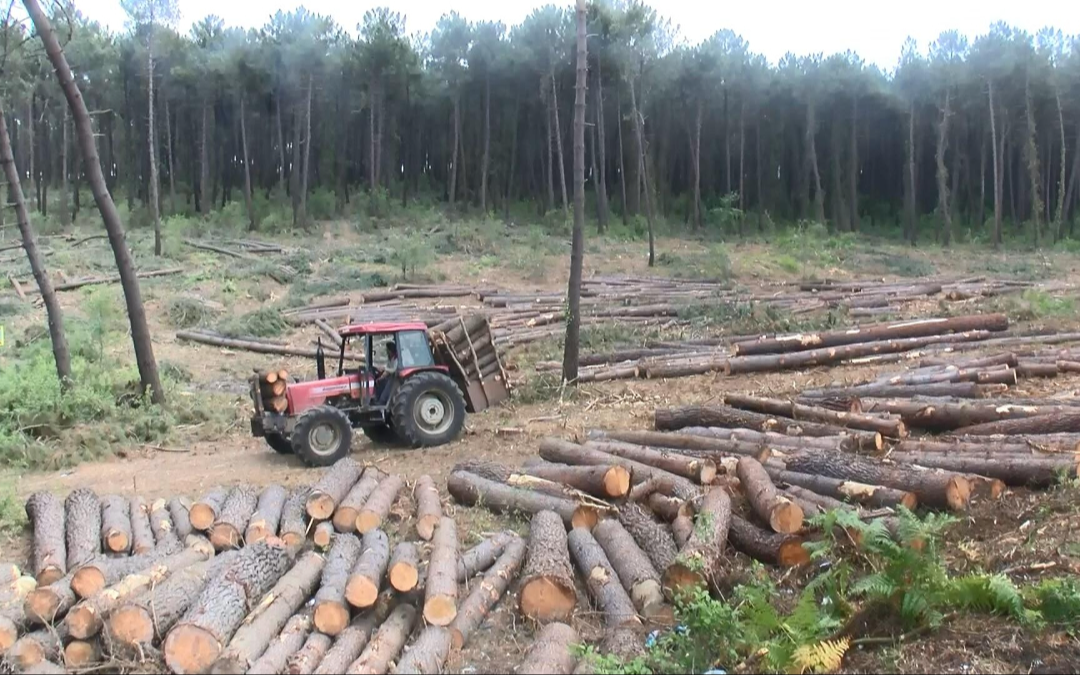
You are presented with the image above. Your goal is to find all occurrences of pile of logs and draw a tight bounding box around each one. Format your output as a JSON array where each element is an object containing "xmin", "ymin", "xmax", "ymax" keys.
[
  {"xmin": 430, "ymin": 315, "xmax": 508, "ymax": 387},
  {"xmin": 256, "ymin": 369, "xmax": 291, "ymax": 414}
]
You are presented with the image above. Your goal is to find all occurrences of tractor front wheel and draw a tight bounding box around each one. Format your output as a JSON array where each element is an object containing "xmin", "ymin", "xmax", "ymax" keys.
[
  {"xmin": 390, "ymin": 372, "xmax": 466, "ymax": 448},
  {"xmin": 265, "ymin": 432, "xmax": 294, "ymax": 455},
  {"xmin": 292, "ymin": 405, "xmax": 353, "ymax": 466}
]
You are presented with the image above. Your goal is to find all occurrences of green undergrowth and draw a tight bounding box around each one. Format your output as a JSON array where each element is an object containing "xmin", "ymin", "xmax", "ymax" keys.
[
  {"xmin": 980, "ymin": 289, "xmax": 1078, "ymax": 323},
  {"xmin": 215, "ymin": 307, "xmax": 290, "ymax": 338},
  {"xmin": 679, "ymin": 300, "xmax": 848, "ymax": 336},
  {"xmin": 583, "ymin": 509, "xmax": 1080, "ymax": 674}
]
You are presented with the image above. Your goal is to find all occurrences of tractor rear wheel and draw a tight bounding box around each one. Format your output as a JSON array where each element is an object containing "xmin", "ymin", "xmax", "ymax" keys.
[
  {"xmin": 390, "ymin": 372, "xmax": 466, "ymax": 448},
  {"xmin": 265, "ymin": 432, "xmax": 294, "ymax": 455},
  {"xmin": 361, "ymin": 424, "xmax": 398, "ymax": 445},
  {"xmin": 292, "ymin": 405, "xmax": 353, "ymax": 466}
]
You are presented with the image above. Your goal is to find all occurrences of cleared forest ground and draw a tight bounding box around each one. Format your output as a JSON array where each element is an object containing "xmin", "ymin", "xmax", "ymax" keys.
[{"xmin": 2, "ymin": 219, "xmax": 1080, "ymax": 673}]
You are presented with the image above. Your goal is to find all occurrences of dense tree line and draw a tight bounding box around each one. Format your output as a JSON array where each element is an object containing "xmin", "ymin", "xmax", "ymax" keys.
[{"xmin": 2, "ymin": 1, "xmax": 1080, "ymax": 247}]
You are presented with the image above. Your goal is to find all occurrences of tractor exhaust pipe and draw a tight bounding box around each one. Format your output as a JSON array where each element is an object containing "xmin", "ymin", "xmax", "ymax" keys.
[{"xmin": 316, "ymin": 337, "xmax": 326, "ymax": 380}]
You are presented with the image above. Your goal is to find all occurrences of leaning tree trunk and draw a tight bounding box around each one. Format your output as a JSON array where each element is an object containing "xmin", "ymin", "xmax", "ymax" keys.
[
  {"xmin": 0, "ymin": 102, "xmax": 72, "ymax": 386},
  {"xmin": 616, "ymin": 89, "xmax": 628, "ymax": 226},
  {"xmin": 1023, "ymin": 77, "xmax": 1043, "ymax": 244},
  {"xmin": 60, "ymin": 107, "xmax": 69, "ymax": 227},
  {"xmin": 595, "ymin": 56, "xmax": 609, "ymax": 230},
  {"xmin": 1054, "ymin": 90, "xmax": 1067, "ymax": 236},
  {"xmin": 480, "ymin": 74, "xmax": 491, "ymax": 212},
  {"xmin": 807, "ymin": 99, "xmax": 826, "ymax": 225},
  {"xmin": 551, "ymin": 72, "xmax": 569, "ymax": 218},
  {"xmin": 563, "ymin": 4, "xmax": 587, "ymax": 386},
  {"xmin": 24, "ymin": 0, "xmax": 163, "ymax": 403},
  {"xmin": 628, "ymin": 77, "xmax": 655, "ymax": 267},
  {"xmin": 989, "ymin": 79, "xmax": 1002, "ymax": 248},
  {"xmin": 299, "ymin": 74, "xmax": 312, "ymax": 228},
  {"xmin": 240, "ymin": 95, "xmax": 255, "ymax": 230},
  {"xmin": 147, "ymin": 41, "xmax": 162, "ymax": 255},
  {"xmin": 936, "ymin": 88, "xmax": 952, "ymax": 245}
]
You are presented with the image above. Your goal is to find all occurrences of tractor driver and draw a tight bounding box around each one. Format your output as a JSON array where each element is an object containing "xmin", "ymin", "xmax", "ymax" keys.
[{"xmin": 375, "ymin": 341, "xmax": 398, "ymax": 403}]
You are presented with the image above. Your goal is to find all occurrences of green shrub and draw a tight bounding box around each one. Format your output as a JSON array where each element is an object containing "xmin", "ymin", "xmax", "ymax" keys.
[
  {"xmin": 165, "ymin": 297, "xmax": 219, "ymax": 329},
  {"xmin": 387, "ymin": 232, "xmax": 435, "ymax": 279},
  {"xmin": 307, "ymin": 188, "xmax": 338, "ymax": 221},
  {"xmin": 216, "ymin": 307, "xmax": 289, "ymax": 338}
]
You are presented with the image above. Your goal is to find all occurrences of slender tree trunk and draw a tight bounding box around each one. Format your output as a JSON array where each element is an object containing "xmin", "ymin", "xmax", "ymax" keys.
[
  {"xmin": 290, "ymin": 102, "xmax": 301, "ymax": 224},
  {"xmin": 276, "ymin": 92, "xmax": 286, "ymax": 196},
  {"xmin": 756, "ymin": 121, "xmax": 764, "ymax": 231},
  {"xmin": 147, "ymin": 42, "xmax": 162, "ymax": 256},
  {"xmin": 806, "ymin": 100, "xmax": 825, "ymax": 225},
  {"xmin": 616, "ymin": 90, "xmax": 628, "ymax": 226},
  {"xmin": 300, "ymin": 74, "xmax": 312, "ymax": 227},
  {"xmin": 724, "ymin": 89, "xmax": 731, "ymax": 195},
  {"xmin": 595, "ymin": 57, "xmax": 609, "ymax": 230},
  {"xmin": 480, "ymin": 74, "xmax": 491, "ymax": 213},
  {"xmin": 27, "ymin": 96, "xmax": 35, "ymax": 211},
  {"xmin": 936, "ymin": 88, "xmax": 952, "ymax": 246},
  {"xmin": 950, "ymin": 125, "xmax": 962, "ymax": 227},
  {"xmin": 628, "ymin": 77, "xmax": 655, "ymax": 267},
  {"xmin": 71, "ymin": 131, "xmax": 81, "ymax": 221},
  {"xmin": 1064, "ymin": 131, "xmax": 1080, "ymax": 230},
  {"xmin": 376, "ymin": 85, "xmax": 384, "ymax": 190},
  {"xmin": 563, "ymin": 0, "xmax": 587, "ymax": 384},
  {"xmin": 1054, "ymin": 91, "xmax": 1067, "ymax": 237},
  {"xmin": 690, "ymin": 99, "xmax": 702, "ymax": 229},
  {"xmin": 60, "ymin": 106, "xmax": 70, "ymax": 228},
  {"xmin": 1023, "ymin": 78, "xmax": 1043, "ymax": 244},
  {"xmin": 0, "ymin": 102, "xmax": 72, "ymax": 387},
  {"xmin": 402, "ymin": 78, "xmax": 410, "ymax": 209},
  {"xmin": 906, "ymin": 101, "xmax": 917, "ymax": 246},
  {"xmin": 829, "ymin": 120, "xmax": 848, "ymax": 233},
  {"xmin": 165, "ymin": 98, "xmax": 175, "ymax": 214},
  {"xmin": 199, "ymin": 99, "xmax": 210, "ymax": 214},
  {"xmin": 25, "ymin": 0, "xmax": 164, "ymax": 403},
  {"xmin": 450, "ymin": 94, "xmax": 460, "ymax": 207},
  {"xmin": 240, "ymin": 96, "xmax": 255, "ymax": 230},
  {"xmin": 590, "ymin": 115, "xmax": 600, "ymax": 226},
  {"xmin": 849, "ymin": 93, "xmax": 859, "ymax": 231},
  {"xmin": 543, "ymin": 85, "xmax": 553, "ymax": 213},
  {"xmin": 369, "ymin": 76, "xmax": 378, "ymax": 197},
  {"xmin": 979, "ymin": 127, "xmax": 987, "ymax": 229},
  {"xmin": 738, "ymin": 102, "xmax": 746, "ymax": 234},
  {"xmin": 552, "ymin": 72, "xmax": 569, "ymax": 218},
  {"xmin": 989, "ymin": 80, "xmax": 1002, "ymax": 248},
  {"xmin": 505, "ymin": 97, "xmax": 518, "ymax": 220}
]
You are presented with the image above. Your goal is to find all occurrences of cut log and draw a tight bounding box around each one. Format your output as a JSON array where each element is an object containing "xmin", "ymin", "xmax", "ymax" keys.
[
  {"xmin": 800, "ymin": 382, "xmax": 1008, "ymax": 400},
  {"xmin": 308, "ymin": 458, "xmax": 365, "ymax": 521},
  {"xmin": 314, "ymin": 533, "xmax": 363, "ymax": 636},
  {"xmin": 737, "ymin": 458, "xmax": 804, "ymax": 534},
  {"xmin": 313, "ymin": 611, "xmax": 386, "ymax": 675},
  {"xmin": 246, "ymin": 484, "xmax": 289, "ymax": 544},
  {"xmin": 580, "ymin": 440, "xmax": 716, "ymax": 484},
  {"xmin": 423, "ymin": 517, "xmax": 459, "ymax": 627},
  {"xmin": 450, "ymin": 535, "xmax": 527, "ymax": 649},
  {"xmin": 782, "ymin": 452, "xmax": 970, "ymax": 511},
  {"xmin": 646, "ymin": 493, "xmax": 691, "ymax": 522},
  {"xmin": 517, "ymin": 622, "xmax": 579, "ymax": 674},
  {"xmin": 520, "ymin": 460, "xmax": 631, "ymax": 499},
  {"xmin": 540, "ymin": 437, "xmax": 699, "ymax": 501},
  {"xmin": 345, "ymin": 603, "xmax": 417, "ymax": 675},
  {"xmin": 519, "ymin": 510, "xmax": 577, "ymax": 624},
  {"xmin": 177, "ymin": 330, "xmax": 365, "ymax": 361},
  {"xmin": 884, "ymin": 452, "xmax": 1078, "ymax": 486},
  {"xmin": 191, "ymin": 488, "xmax": 229, "ymax": 532},
  {"xmin": 163, "ymin": 541, "xmax": 292, "ymax": 674},
  {"xmin": 731, "ymin": 315, "xmax": 1008, "ymax": 355},
  {"xmin": 448, "ymin": 471, "xmax": 598, "ymax": 529},
  {"xmin": 671, "ymin": 515, "xmax": 693, "ymax": 549},
  {"xmin": 168, "ymin": 497, "xmax": 194, "ymax": 539},
  {"xmin": 592, "ymin": 519, "xmax": 664, "ymax": 618},
  {"xmin": 413, "ymin": 475, "xmax": 442, "ymax": 541},
  {"xmin": 654, "ymin": 406, "xmax": 882, "ymax": 449},
  {"xmin": 70, "ymin": 534, "xmax": 183, "ymax": 599},
  {"xmin": 244, "ymin": 608, "xmax": 313, "ymax": 675},
  {"xmin": 653, "ymin": 426, "xmax": 864, "ymax": 454},
  {"xmin": 1017, "ymin": 362, "xmax": 1060, "ymax": 378},
  {"xmin": 8, "ymin": 625, "xmax": 66, "ymax": 670},
  {"xmin": 356, "ymin": 474, "xmax": 404, "ymax": 534},
  {"xmin": 129, "ymin": 496, "xmax": 154, "ymax": 554},
  {"xmin": 49, "ymin": 266, "xmax": 184, "ymax": 292},
  {"xmin": 150, "ymin": 498, "xmax": 175, "ymax": 544},
  {"xmin": 25, "ymin": 492, "xmax": 65, "ymax": 585},
  {"xmin": 105, "ymin": 551, "xmax": 239, "ymax": 654},
  {"xmin": 64, "ymin": 488, "xmax": 100, "ymax": 570},
  {"xmin": 454, "ymin": 460, "xmax": 617, "ymax": 512},
  {"xmin": 728, "ymin": 514, "xmax": 809, "ymax": 567},
  {"xmin": 346, "ymin": 529, "xmax": 391, "ymax": 610},
  {"xmin": 783, "ymin": 485, "xmax": 852, "ymax": 515},
  {"xmin": 210, "ymin": 550, "xmax": 325, "ymax": 674},
  {"xmin": 861, "ymin": 399, "xmax": 1067, "ymax": 432},
  {"xmin": 766, "ymin": 468, "xmax": 918, "ymax": 510},
  {"xmin": 393, "ymin": 626, "xmax": 452, "ymax": 675},
  {"xmin": 280, "ymin": 488, "xmax": 311, "ymax": 548},
  {"xmin": 66, "ymin": 543, "xmax": 214, "ymax": 639},
  {"xmin": 63, "ymin": 638, "xmax": 101, "ymax": 667},
  {"xmin": 20, "ymin": 661, "xmax": 66, "ymax": 674},
  {"xmin": 314, "ymin": 521, "xmax": 336, "ymax": 550},
  {"xmin": 954, "ymin": 411, "xmax": 1080, "ymax": 436},
  {"xmin": 895, "ymin": 437, "xmax": 1077, "ymax": 455},
  {"xmin": 23, "ymin": 573, "xmax": 76, "ymax": 626},
  {"xmin": 0, "ymin": 615, "xmax": 17, "ymax": 653},
  {"xmin": 457, "ymin": 532, "xmax": 516, "ymax": 583},
  {"xmin": 211, "ymin": 484, "xmax": 259, "ymax": 550},
  {"xmin": 388, "ymin": 542, "xmax": 420, "ymax": 593},
  {"xmin": 617, "ymin": 504, "xmax": 678, "ymax": 580},
  {"xmin": 288, "ymin": 631, "xmax": 332, "ymax": 674},
  {"xmin": 663, "ymin": 487, "xmax": 732, "ymax": 594},
  {"xmin": 333, "ymin": 469, "xmax": 384, "ymax": 534},
  {"xmin": 724, "ymin": 393, "xmax": 907, "ymax": 438}
]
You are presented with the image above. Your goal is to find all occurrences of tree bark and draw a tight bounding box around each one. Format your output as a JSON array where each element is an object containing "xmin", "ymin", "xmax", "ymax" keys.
[
  {"xmin": 563, "ymin": 4, "xmax": 587, "ymax": 384},
  {"xmin": 723, "ymin": 393, "xmax": 907, "ymax": 437},
  {"xmin": 552, "ymin": 72, "xmax": 569, "ymax": 217},
  {"xmin": 519, "ymin": 622, "xmax": 579, "ymax": 675},
  {"xmin": 276, "ymin": 91, "xmax": 286, "ymax": 195},
  {"xmin": 654, "ymin": 405, "xmax": 881, "ymax": 448},
  {"xmin": 458, "ymin": 531, "xmax": 517, "ymax": 583},
  {"xmin": 883, "ymin": 452, "xmax": 1076, "ymax": 487},
  {"xmin": 449, "ymin": 535, "xmax": 526, "ymax": 648},
  {"xmin": 422, "ymin": 517, "xmax": 458, "ymax": 627},
  {"xmin": 307, "ymin": 458, "xmax": 364, "ymax": 521},
  {"xmin": 448, "ymin": 470, "xmax": 598, "ymax": 529},
  {"xmin": 287, "ymin": 631, "xmax": 331, "ymax": 675},
  {"xmin": 333, "ymin": 469, "xmax": 384, "ymax": 534},
  {"xmin": 807, "ymin": 100, "xmax": 826, "ymax": 224},
  {"xmin": 345, "ymin": 529, "xmax": 390, "ymax": 610},
  {"xmin": 313, "ymin": 534, "xmax": 363, "ymax": 636},
  {"xmin": 450, "ymin": 95, "xmax": 461, "ymax": 207},
  {"xmin": 210, "ymin": 485, "xmax": 259, "ymax": 551},
  {"xmin": 245, "ymin": 609, "xmax": 313, "ymax": 675},
  {"xmin": 766, "ymin": 467, "xmax": 918, "ymax": 510},
  {"xmin": 592, "ymin": 519, "xmax": 663, "ymax": 618},
  {"xmin": 313, "ymin": 521, "xmax": 334, "ymax": 550},
  {"xmin": 246, "ymin": 485, "xmax": 288, "ymax": 545},
  {"xmin": 413, "ymin": 475, "xmax": 442, "ymax": 541},
  {"xmin": 989, "ymin": 80, "xmax": 1002, "ymax": 247},
  {"xmin": 936, "ymin": 88, "xmax": 952, "ymax": 245},
  {"xmin": 1023, "ymin": 77, "xmax": 1043, "ymax": 242},
  {"xmin": 617, "ymin": 90, "xmax": 628, "ymax": 226},
  {"xmin": 101, "ymin": 495, "xmax": 131, "ymax": 554},
  {"xmin": 628, "ymin": 77, "xmax": 655, "ymax": 266},
  {"xmin": 300, "ymin": 74, "xmax": 312, "ymax": 226},
  {"xmin": 313, "ymin": 611, "xmax": 385, "ymax": 675},
  {"xmin": 849, "ymin": 93, "xmax": 859, "ymax": 230},
  {"xmin": 388, "ymin": 542, "xmax": 420, "ymax": 593},
  {"xmin": 595, "ymin": 58, "xmax": 609, "ymax": 230},
  {"xmin": 355, "ymin": 474, "xmax": 403, "ymax": 534},
  {"xmin": 481, "ymin": 74, "xmax": 491, "ymax": 212},
  {"xmin": 190, "ymin": 488, "xmax": 229, "ymax": 532},
  {"xmin": 345, "ymin": 603, "xmax": 416, "ymax": 675},
  {"xmin": 240, "ymin": 96, "xmax": 255, "ymax": 230},
  {"xmin": 149, "ymin": 499, "xmax": 174, "ymax": 545},
  {"xmin": 582, "ymin": 440, "xmax": 715, "ymax": 483},
  {"xmin": 905, "ymin": 100, "xmax": 917, "ymax": 245},
  {"xmin": 664, "ymin": 487, "xmax": 731, "ymax": 594},
  {"xmin": 71, "ymin": 535, "xmax": 182, "ymax": 599},
  {"xmin": 617, "ymin": 503, "xmax": 677, "ymax": 583},
  {"xmin": 25, "ymin": 492, "xmax": 65, "ymax": 585},
  {"xmin": 519, "ymin": 510, "xmax": 577, "ymax": 624},
  {"xmin": 279, "ymin": 488, "xmax": 309, "ymax": 548},
  {"xmin": 0, "ymin": 103, "xmax": 72, "ymax": 387},
  {"xmin": 64, "ymin": 489, "xmax": 100, "ymax": 570},
  {"xmin": 567, "ymin": 527, "xmax": 637, "ymax": 628},
  {"xmin": 691, "ymin": 99, "xmax": 702, "ymax": 229},
  {"xmin": 737, "ymin": 458, "xmax": 804, "ymax": 534},
  {"xmin": 729, "ymin": 514, "xmax": 809, "ymax": 567},
  {"xmin": 953, "ymin": 411, "xmax": 1080, "ymax": 436},
  {"xmin": 147, "ymin": 39, "xmax": 162, "ymax": 255},
  {"xmin": 519, "ymin": 460, "xmax": 630, "ymax": 499}
]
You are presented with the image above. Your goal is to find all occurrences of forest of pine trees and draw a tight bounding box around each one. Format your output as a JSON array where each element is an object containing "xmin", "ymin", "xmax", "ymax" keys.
[{"xmin": 2, "ymin": 1, "xmax": 1079, "ymax": 246}]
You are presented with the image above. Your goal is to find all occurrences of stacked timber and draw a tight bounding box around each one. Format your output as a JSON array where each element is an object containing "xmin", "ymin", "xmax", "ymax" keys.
[
  {"xmin": 257, "ymin": 368, "xmax": 291, "ymax": 414},
  {"xmin": 430, "ymin": 314, "xmax": 508, "ymax": 386}
]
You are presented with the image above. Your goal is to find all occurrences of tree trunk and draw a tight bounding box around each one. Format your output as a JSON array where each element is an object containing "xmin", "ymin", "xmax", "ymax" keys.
[
  {"xmin": 0, "ymin": 104, "xmax": 72, "ymax": 387},
  {"xmin": 275, "ymin": 92, "xmax": 286, "ymax": 196},
  {"xmin": 979, "ymin": 128, "xmax": 987, "ymax": 228},
  {"xmin": 355, "ymin": 474, "xmax": 403, "ymax": 534},
  {"xmin": 1023, "ymin": 77, "xmax": 1043, "ymax": 243},
  {"xmin": 130, "ymin": 496, "xmax": 156, "ymax": 555},
  {"xmin": 209, "ymin": 484, "xmax": 258, "ymax": 551},
  {"xmin": 563, "ymin": 5, "xmax": 587, "ymax": 384},
  {"xmin": 617, "ymin": 503, "xmax": 677, "ymax": 583},
  {"xmin": 413, "ymin": 475, "xmax": 442, "ymax": 541},
  {"xmin": 518, "ymin": 510, "xmax": 576, "ymax": 624},
  {"xmin": 518, "ymin": 623, "xmax": 579, "ymax": 675},
  {"xmin": 200, "ymin": 99, "xmax": 210, "ymax": 214},
  {"xmin": 591, "ymin": 519, "xmax": 663, "ymax": 617},
  {"xmin": 737, "ymin": 458, "xmax": 804, "ymax": 534},
  {"xmin": 422, "ymin": 517, "xmax": 458, "ymax": 627},
  {"xmin": 807, "ymin": 100, "xmax": 825, "ymax": 225},
  {"xmin": 388, "ymin": 541, "xmax": 420, "ymax": 593},
  {"xmin": 849, "ymin": 94, "xmax": 859, "ymax": 230},
  {"xmin": 952, "ymin": 410, "xmax": 1080, "ymax": 436},
  {"xmin": 1054, "ymin": 91, "xmax": 1067, "ymax": 235},
  {"xmin": 278, "ymin": 489, "xmax": 308, "ymax": 548},
  {"xmin": 147, "ymin": 43, "xmax": 162, "ymax": 255},
  {"xmin": 239, "ymin": 96, "xmax": 255, "ymax": 230},
  {"xmin": 595, "ymin": 57, "xmax": 609, "ymax": 230},
  {"xmin": 190, "ymin": 488, "xmax": 229, "ymax": 531},
  {"xmin": 369, "ymin": 76, "xmax": 378, "ymax": 197},
  {"xmin": 664, "ymin": 487, "xmax": 731, "ymax": 594},
  {"xmin": 300, "ymin": 74, "xmax": 312, "ymax": 227},
  {"xmin": 450, "ymin": 536, "xmax": 526, "ymax": 649},
  {"xmin": 312, "ymin": 611, "xmax": 385, "ymax": 675},
  {"xmin": 617, "ymin": 89, "xmax": 628, "ymax": 225},
  {"xmin": 332, "ymin": 469, "xmax": 383, "ymax": 534},
  {"xmin": 584, "ymin": 440, "xmax": 715, "ymax": 483},
  {"xmin": 989, "ymin": 80, "xmax": 1002, "ymax": 247},
  {"xmin": 345, "ymin": 604, "xmax": 416, "ymax": 675},
  {"xmin": 448, "ymin": 471, "xmax": 596, "ymax": 529},
  {"xmin": 936, "ymin": 88, "xmax": 952, "ymax": 245},
  {"xmin": 739, "ymin": 101, "xmax": 746, "ymax": 233},
  {"xmin": 59, "ymin": 106, "xmax": 70, "ymax": 227},
  {"xmin": 71, "ymin": 532, "xmax": 183, "ymax": 601},
  {"xmin": 729, "ymin": 515, "xmax": 810, "ymax": 567},
  {"xmin": 100, "ymin": 494, "xmax": 131, "ymax": 554},
  {"xmin": 691, "ymin": 99, "xmax": 702, "ymax": 229},
  {"xmin": 654, "ymin": 405, "xmax": 881, "ymax": 448},
  {"xmin": 724, "ymin": 393, "xmax": 906, "ymax": 437},
  {"xmin": 551, "ymin": 73, "xmax": 570, "ymax": 218},
  {"xmin": 246, "ymin": 609, "xmax": 312, "ymax": 675},
  {"xmin": 458, "ymin": 532, "xmax": 517, "ymax": 582},
  {"xmin": 628, "ymin": 78, "xmax": 655, "ymax": 266},
  {"xmin": 829, "ymin": 118, "xmax": 849, "ymax": 232},
  {"xmin": 450, "ymin": 95, "xmax": 461, "ymax": 207},
  {"xmin": 24, "ymin": 492, "xmax": 65, "ymax": 586},
  {"xmin": 906, "ymin": 100, "xmax": 917, "ymax": 245},
  {"xmin": 519, "ymin": 460, "xmax": 630, "ymax": 499},
  {"xmin": 767, "ymin": 467, "xmax": 917, "ymax": 509},
  {"xmin": 287, "ymin": 631, "xmax": 331, "ymax": 675},
  {"xmin": 306, "ymin": 458, "xmax": 364, "ymax": 520},
  {"xmin": 25, "ymin": 0, "xmax": 165, "ymax": 404},
  {"xmin": 313, "ymin": 534, "xmax": 363, "ymax": 636},
  {"xmin": 567, "ymin": 527, "xmax": 637, "ymax": 628},
  {"xmin": 163, "ymin": 98, "xmax": 175, "ymax": 213},
  {"xmin": 481, "ymin": 74, "xmax": 491, "ymax": 212},
  {"xmin": 344, "ymin": 529, "xmax": 390, "ymax": 610},
  {"xmin": 63, "ymin": 489, "xmax": 100, "ymax": 570}
]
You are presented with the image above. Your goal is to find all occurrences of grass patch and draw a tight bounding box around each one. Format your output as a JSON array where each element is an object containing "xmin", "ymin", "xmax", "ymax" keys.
[
  {"xmin": 656, "ymin": 243, "xmax": 733, "ymax": 281},
  {"xmin": 216, "ymin": 307, "xmax": 289, "ymax": 339},
  {"xmin": 165, "ymin": 297, "xmax": 220, "ymax": 329},
  {"xmin": 0, "ymin": 299, "xmax": 25, "ymax": 318},
  {"xmin": 980, "ymin": 290, "xmax": 1077, "ymax": 323},
  {"xmin": 0, "ymin": 478, "xmax": 24, "ymax": 540},
  {"xmin": 679, "ymin": 301, "xmax": 848, "ymax": 335},
  {"xmin": 286, "ymin": 270, "xmax": 389, "ymax": 307}
]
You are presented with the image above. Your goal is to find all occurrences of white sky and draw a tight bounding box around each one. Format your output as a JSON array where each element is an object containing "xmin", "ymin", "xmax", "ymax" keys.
[{"xmin": 76, "ymin": 0, "xmax": 1078, "ymax": 69}]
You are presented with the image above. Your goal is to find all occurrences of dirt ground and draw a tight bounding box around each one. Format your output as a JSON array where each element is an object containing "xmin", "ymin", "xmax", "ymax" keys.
[{"xmin": 3, "ymin": 225, "xmax": 1080, "ymax": 673}]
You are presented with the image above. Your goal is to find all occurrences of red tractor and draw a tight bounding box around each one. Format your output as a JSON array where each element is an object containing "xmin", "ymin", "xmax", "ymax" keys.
[{"xmin": 250, "ymin": 322, "xmax": 471, "ymax": 466}]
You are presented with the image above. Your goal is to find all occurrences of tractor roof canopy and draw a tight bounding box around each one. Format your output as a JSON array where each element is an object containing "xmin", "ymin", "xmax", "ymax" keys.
[{"xmin": 337, "ymin": 322, "xmax": 428, "ymax": 336}]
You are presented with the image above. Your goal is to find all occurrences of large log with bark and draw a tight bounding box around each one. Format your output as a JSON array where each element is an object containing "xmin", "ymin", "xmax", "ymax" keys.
[
  {"xmin": 457, "ymin": 532, "xmax": 517, "ymax": 582},
  {"xmin": 191, "ymin": 488, "xmax": 229, "ymax": 532},
  {"xmin": 766, "ymin": 468, "xmax": 918, "ymax": 510},
  {"xmin": 737, "ymin": 458, "xmax": 804, "ymax": 534},
  {"xmin": 105, "ymin": 551, "xmax": 239, "ymax": 654},
  {"xmin": 953, "ymin": 411, "xmax": 1080, "ymax": 436},
  {"xmin": 567, "ymin": 527, "xmax": 638, "ymax": 628},
  {"xmin": 590, "ymin": 427, "xmax": 796, "ymax": 457},
  {"xmin": 800, "ymin": 382, "xmax": 1008, "ymax": 400},
  {"xmin": 168, "ymin": 497, "xmax": 194, "ymax": 539},
  {"xmin": 246, "ymin": 485, "xmax": 288, "ymax": 544},
  {"xmin": 454, "ymin": 460, "xmax": 619, "ymax": 511},
  {"xmin": 313, "ymin": 611, "xmax": 386, "ymax": 675},
  {"xmin": 129, "ymin": 496, "xmax": 155, "ymax": 554},
  {"xmin": 150, "ymin": 499, "xmax": 176, "ymax": 545},
  {"xmin": 728, "ymin": 515, "xmax": 810, "ymax": 567},
  {"xmin": 663, "ymin": 487, "xmax": 732, "ymax": 594},
  {"xmin": 333, "ymin": 469, "xmax": 384, "ymax": 534},
  {"xmin": 288, "ymin": 631, "xmax": 332, "ymax": 674},
  {"xmin": 313, "ymin": 521, "xmax": 335, "ymax": 550},
  {"xmin": 782, "ymin": 452, "xmax": 970, "ymax": 511},
  {"xmin": 412, "ymin": 475, "xmax": 442, "ymax": 541},
  {"xmin": 210, "ymin": 550, "xmax": 325, "ymax": 674},
  {"xmin": 314, "ymin": 533, "xmax": 363, "ymax": 636},
  {"xmin": 211, "ymin": 484, "xmax": 259, "ymax": 550},
  {"xmin": 592, "ymin": 519, "xmax": 664, "ymax": 618},
  {"xmin": 308, "ymin": 458, "xmax": 365, "ymax": 521},
  {"xmin": 163, "ymin": 541, "xmax": 292, "ymax": 673},
  {"xmin": 63, "ymin": 639, "xmax": 102, "ymax": 667},
  {"xmin": 617, "ymin": 504, "xmax": 678, "ymax": 581},
  {"xmin": 70, "ymin": 534, "xmax": 183, "ymax": 598},
  {"xmin": 423, "ymin": 517, "xmax": 459, "ymax": 627},
  {"xmin": 356, "ymin": 474, "xmax": 404, "ymax": 534},
  {"xmin": 580, "ymin": 440, "xmax": 717, "ymax": 483},
  {"xmin": 895, "ymin": 437, "xmax": 1077, "ymax": 455},
  {"xmin": 448, "ymin": 471, "xmax": 598, "ymax": 529},
  {"xmin": 280, "ymin": 488, "xmax": 311, "ymax": 547},
  {"xmin": 518, "ymin": 622, "xmax": 579, "ymax": 674},
  {"xmin": 23, "ymin": 573, "xmax": 76, "ymax": 626},
  {"xmin": 245, "ymin": 608, "xmax": 313, "ymax": 675},
  {"xmin": 25, "ymin": 492, "xmax": 65, "ymax": 585},
  {"xmin": 393, "ymin": 625, "xmax": 452, "ymax": 675},
  {"xmin": 671, "ymin": 515, "xmax": 694, "ymax": 549},
  {"xmin": 100, "ymin": 494, "xmax": 131, "ymax": 554},
  {"xmin": 450, "ymin": 535, "xmax": 527, "ymax": 649},
  {"xmin": 654, "ymin": 406, "xmax": 882, "ymax": 449},
  {"xmin": 388, "ymin": 542, "xmax": 420, "ymax": 593},
  {"xmin": 668, "ymin": 426, "xmax": 867, "ymax": 453},
  {"xmin": 346, "ymin": 529, "xmax": 391, "ymax": 609},
  {"xmin": 732, "ymin": 314, "xmax": 1009, "ymax": 355},
  {"xmin": 520, "ymin": 460, "xmax": 631, "ymax": 499},
  {"xmin": 724, "ymin": 394, "xmax": 907, "ymax": 438},
  {"xmin": 7, "ymin": 624, "xmax": 67, "ymax": 670},
  {"xmin": 345, "ymin": 603, "xmax": 417, "ymax": 674},
  {"xmin": 860, "ymin": 399, "xmax": 1068, "ymax": 432},
  {"xmin": 540, "ymin": 438, "xmax": 697, "ymax": 500},
  {"xmin": 64, "ymin": 489, "xmax": 100, "ymax": 570},
  {"xmin": 519, "ymin": 510, "xmax": 577, "ymax": 624},
  {"xmin": 884, "ymin": 452, "xmax": 1078, "ymax": 486}
]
